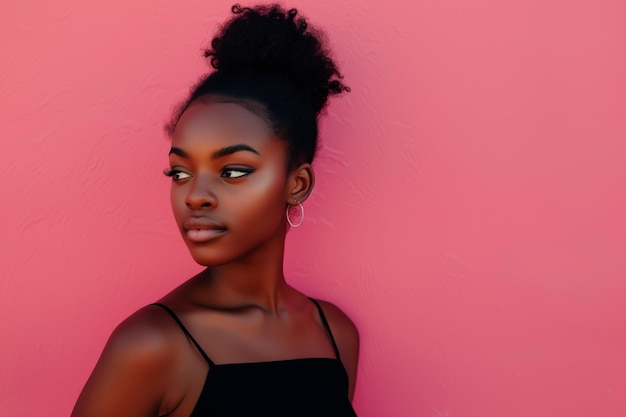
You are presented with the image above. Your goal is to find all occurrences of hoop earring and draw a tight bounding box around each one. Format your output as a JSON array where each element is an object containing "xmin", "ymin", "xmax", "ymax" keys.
[{"xmin": 286, "ymin": 200, "xmax": 304, "ymax": 227}]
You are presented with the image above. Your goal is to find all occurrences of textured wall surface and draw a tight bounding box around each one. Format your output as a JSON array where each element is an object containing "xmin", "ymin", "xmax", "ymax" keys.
[{"xmin": 1, "ymin": 0, "xmax": 625, "ymax": 416}]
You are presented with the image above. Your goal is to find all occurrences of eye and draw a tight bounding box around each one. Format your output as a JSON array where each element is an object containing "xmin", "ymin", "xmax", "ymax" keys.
[
  {"xmin": 163, "ymin": 168, "xmax": 192, "ymax": 182},
  {"xmin": 222, "ymin": 167, "xmax": 253, "ymax": 179}
]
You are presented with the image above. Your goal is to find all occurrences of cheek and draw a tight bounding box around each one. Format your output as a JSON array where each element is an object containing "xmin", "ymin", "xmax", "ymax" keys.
[{"xmin": 235, "ymin": 171, "xmax": 287, "ymax": 223}]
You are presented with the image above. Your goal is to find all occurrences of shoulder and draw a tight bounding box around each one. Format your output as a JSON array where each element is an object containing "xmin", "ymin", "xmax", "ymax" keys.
[
  {"xmin": 103, "ymin": 305, "xmax": 181, "ymax": 365},
  {"xmin": 314, "ymin": 299, "xmax": 360, "ymax": 349},
  {"xmin": 71, "ymin": 305, "xmax": 185, "ymax": 417},
  {"xmin": 314, "ymin": 299, "xmax": 360, "ymax": 399}
]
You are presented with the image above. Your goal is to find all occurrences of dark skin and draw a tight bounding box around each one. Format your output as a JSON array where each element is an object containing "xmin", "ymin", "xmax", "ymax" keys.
[{"xmin": 71, "ymin": 98, "xmax": 359, "ymax": 417}]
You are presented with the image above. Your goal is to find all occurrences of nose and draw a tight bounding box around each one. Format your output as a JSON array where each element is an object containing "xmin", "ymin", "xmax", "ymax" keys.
[{"xmin": 185, "ymin": 174, "xmax": 218, "ymax": 210}]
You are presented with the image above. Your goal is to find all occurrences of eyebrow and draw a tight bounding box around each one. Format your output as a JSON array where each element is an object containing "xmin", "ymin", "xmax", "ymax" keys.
[
  {"xmin": 169, "ymin": 144, "xmax": 260, "ymax": 159},
  {"xmin": 212, "ymin": 144, "xmax": 260, "ymax": 159}
]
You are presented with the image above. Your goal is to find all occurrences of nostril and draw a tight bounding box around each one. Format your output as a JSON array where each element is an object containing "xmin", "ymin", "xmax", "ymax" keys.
[{"xmin": 185, "ymin": 193, "xmax": 216, "ymax": 210}]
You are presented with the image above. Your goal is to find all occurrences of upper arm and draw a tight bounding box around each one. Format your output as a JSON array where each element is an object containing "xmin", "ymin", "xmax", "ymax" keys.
[
  {"xmin": 317, "ymin": 300, "xmax": 360, "ymax": 401},
  {"xmin": 71, "ymin": 308, "xmax": 176, "ymax": 417}
]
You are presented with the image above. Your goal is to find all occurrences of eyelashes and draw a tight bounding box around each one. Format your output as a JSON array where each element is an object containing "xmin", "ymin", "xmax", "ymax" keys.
[
  {"xmin": 163, "ymin": 168, "xmax": 192, "ymax": 181},
  {"xmin": 222, "ymin": 167, "xmax": 254, "ymax": 178},
  {"xmin": 163, "ymin": 167, "xmax": 254, "ymax": 181}
]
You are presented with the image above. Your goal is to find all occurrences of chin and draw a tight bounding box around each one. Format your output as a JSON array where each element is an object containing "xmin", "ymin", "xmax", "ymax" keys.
[{"xmin": 186, "ymin": 246, "xmax": 233, "ymax": 267}]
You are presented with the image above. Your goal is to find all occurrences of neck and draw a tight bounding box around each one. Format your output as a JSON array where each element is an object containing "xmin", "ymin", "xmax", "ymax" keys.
[{"xmin": 194, "ymin": 228, "xmax": 291, "ymax": 315}]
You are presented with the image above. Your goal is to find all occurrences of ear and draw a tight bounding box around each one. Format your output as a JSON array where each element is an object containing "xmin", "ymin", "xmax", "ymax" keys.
[{"xmin": 286, "ymin": 163, "xmax": 315, "ymax": 205}]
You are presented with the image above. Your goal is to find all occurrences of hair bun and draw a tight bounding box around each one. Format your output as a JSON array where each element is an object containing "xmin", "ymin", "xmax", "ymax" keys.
[{"xmin": 203, "ymin": 4, "xmax": 349, "ymax": 115}]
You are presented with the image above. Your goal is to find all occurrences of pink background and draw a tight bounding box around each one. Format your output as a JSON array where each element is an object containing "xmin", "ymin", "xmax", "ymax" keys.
[{"xmin": 1, "ymin": 0, "xmax": 625, "ymax": 416}]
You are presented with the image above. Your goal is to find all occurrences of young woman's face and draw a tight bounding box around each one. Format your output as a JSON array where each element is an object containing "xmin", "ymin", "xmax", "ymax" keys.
[{"xmin": 168, "ymin": 98, "xmax": 291, "ymax": 266}]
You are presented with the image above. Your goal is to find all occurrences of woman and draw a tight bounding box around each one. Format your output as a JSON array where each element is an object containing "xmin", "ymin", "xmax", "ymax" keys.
[{"xmin": 71, "ymin": 4, "xmax": 359, "ymax": 417}]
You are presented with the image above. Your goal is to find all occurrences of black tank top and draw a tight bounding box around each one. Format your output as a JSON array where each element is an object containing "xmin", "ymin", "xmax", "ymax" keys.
[{"xmin": 151, "ymin": 299, "xmax": 358, "ymax": 417}]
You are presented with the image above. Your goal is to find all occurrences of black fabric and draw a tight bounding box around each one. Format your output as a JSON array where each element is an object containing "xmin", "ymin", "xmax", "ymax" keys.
[{"xmin": 150, "ymin": 300, "xmax": 358, "ymax": 417}]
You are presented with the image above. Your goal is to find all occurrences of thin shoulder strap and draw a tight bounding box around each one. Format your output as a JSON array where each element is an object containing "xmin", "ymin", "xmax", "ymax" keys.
[
  {"xmin": 309, "ymin": 298, "xmax": 342, "ymax": 360},
  {"xmin": 149, "ymin": 303, "xmax": 215, "ymax": 367}
]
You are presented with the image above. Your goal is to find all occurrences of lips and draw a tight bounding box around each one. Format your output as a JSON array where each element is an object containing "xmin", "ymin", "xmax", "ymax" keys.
[{"xmin": 183, "ymin": 217, "xmax": 226, "ymax": 243}]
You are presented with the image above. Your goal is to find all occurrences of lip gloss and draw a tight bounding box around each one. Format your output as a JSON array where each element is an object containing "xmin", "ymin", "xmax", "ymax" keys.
[{"xmin": 186, "ymin": 229, "xmax": 226, "ymax": 243}]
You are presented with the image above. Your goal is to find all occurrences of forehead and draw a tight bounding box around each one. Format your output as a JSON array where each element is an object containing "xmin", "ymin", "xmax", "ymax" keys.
[{"xmin": 172, "ymin": 99, "xmax": 276, "ymax": 149}]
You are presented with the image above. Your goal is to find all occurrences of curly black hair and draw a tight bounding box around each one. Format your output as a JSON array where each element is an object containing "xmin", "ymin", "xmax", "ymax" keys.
[{"xmin": 166, "ymin": 4, "xmax": 349, "ymax": 169}]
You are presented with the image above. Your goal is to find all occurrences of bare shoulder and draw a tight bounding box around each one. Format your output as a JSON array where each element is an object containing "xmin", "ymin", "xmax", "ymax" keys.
[
  {"xmin": 71, "ymin": 305, "xmax": 184, "ymax": 417},
  {"xmin": 315, "ymin": 299, "xmax": 360, "ymax": 348},
  {"xmin": 97, "ymin": 305, "xmax": 184, "ymax": 367},
  {"xmin": 314, "ymin": 299, "xmax": 360, "ymax": 400}
]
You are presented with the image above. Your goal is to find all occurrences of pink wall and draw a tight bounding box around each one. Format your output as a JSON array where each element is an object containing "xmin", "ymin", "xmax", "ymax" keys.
[{"xmin": 1, "ymin": 0, "xmax": 625, "ymax": 416}]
